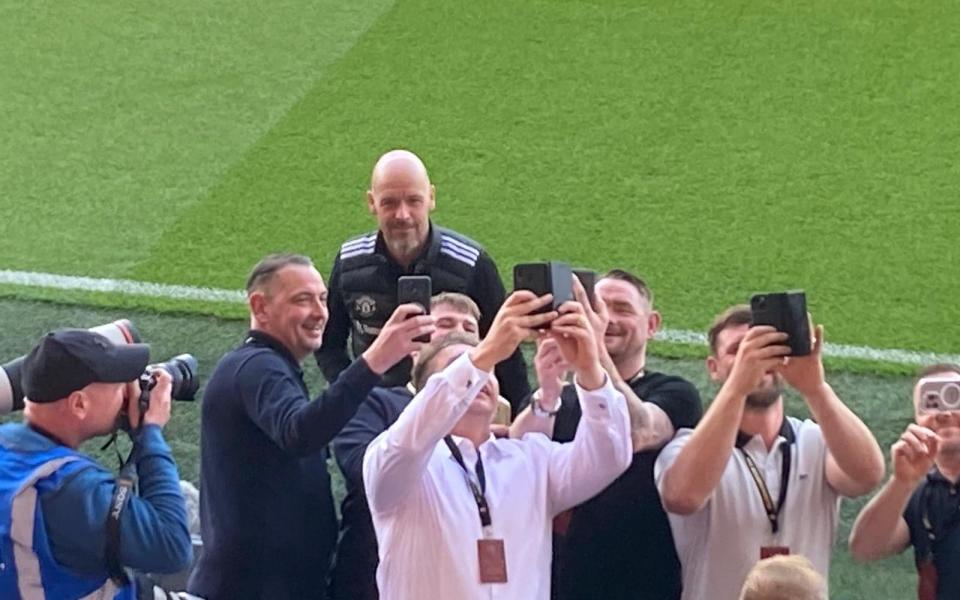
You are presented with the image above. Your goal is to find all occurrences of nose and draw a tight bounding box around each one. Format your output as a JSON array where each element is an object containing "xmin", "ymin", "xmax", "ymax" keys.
[
  {"xmin": 395, "ymin": 202, "xmax": 411, "ymax": 221},
  {"xmin": 313, "ymin": 296, "xmax": 328, "ymax": 320}
]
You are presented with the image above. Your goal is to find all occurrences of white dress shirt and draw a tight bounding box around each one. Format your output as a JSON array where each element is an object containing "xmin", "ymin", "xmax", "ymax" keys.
[{"xmin": 363, "ymin": 352, "xmax": 632, "ymax": 600}]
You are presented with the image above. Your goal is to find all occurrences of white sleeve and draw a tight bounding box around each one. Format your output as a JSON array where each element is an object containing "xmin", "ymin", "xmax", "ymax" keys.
[
  {"xmin": 546, "ymin": 376, "xmax": 632, "ymax": 514},
  {"xmin": 363, "ymin": 352, "xmax": 489, "ymax": 514}
]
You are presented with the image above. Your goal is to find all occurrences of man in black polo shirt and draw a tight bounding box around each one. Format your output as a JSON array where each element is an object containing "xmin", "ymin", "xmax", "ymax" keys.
[
  {"xmin": 314, "ymin": 149, "xmax": 530, "ymax": 410},
  {"xmin": 188, "ymin": 253, "xmax": 436, "ymax": 600},
  {"xmin": 850, "ymin": 363, "xmax": 960, "ymax": 600},
  {"xmin": 510, "ymin": 269, "xmax": 703, "ymax": 600}
]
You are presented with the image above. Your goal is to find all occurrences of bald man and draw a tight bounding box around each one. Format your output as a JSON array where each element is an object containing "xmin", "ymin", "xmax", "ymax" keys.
[{"xmin": 316, "ymin": 149, "xmax": 531, "ymax": 410}]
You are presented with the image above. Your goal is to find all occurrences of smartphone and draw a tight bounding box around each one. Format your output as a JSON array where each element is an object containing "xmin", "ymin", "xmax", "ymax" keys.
[
  {"xmin": 397, "ymin": 275, "xmax": 432, "ymax": 343},
  {"xmin": 918, "ymin": 374, "xmax": 960, "ymax": 413},
  {"xmin": 749, "ymin": 291, "xmax": 811, "ymax": 356},
  {"xmin": 513, "ymin": 262, "xmax": 573, "ymax": 322},
  {"xmin": 573, "ymin": 268, "xmax": 597, "ymax": 309}
]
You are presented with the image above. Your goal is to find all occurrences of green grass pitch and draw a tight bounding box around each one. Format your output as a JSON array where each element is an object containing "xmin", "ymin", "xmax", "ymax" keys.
[{"xmin": 2, "ymin": 1, "xmax": 958, "ymax": 597}]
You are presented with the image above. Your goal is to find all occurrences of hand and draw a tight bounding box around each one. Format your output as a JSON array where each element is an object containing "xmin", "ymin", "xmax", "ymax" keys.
[
  {"xmin": 362, "ymin": 304, "xmax": 437, "ymax": 375},
  {"xmin": 725, "ymin": 325, "xmax": 791, "ymax": 398},
  {"xmin": 471, "ymin": 291, "xmax": 556, "ymax": 371},
  {"xmin": 571, "ymin": 275, "xmax": 609, "ymax": 354},
  {"xmin": 549, "ymin": 301, "xmax": 604, "ymax": 390},
  {"xmin": 891, "ymin": 424, "xmax": 939, "ymax": 485},
  {"xmin": 534, "ymin": 337, "xmax": 569, "ymax": 409},
  {"xmin": 780, "ymin": 320, "xmax": 827, "ymax": 397},
  {"xmin": 127, "ymin": 369, "xmax": 172, "ymax": 429}
]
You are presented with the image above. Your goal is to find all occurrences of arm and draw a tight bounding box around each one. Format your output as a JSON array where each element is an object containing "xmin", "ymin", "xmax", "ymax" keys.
[
  {"xmin": 244, "ymin": 304, "xmax": 435, "ymax": 456},
  {"xmin": 363, "ymin": 353, "xmax": 489, "ymax": 513},
  {"xmin": 781, "ymin": 324, "xmax": 884, "ymax": 497},
  {"xmin": 472, "ymin": 251, "xmax": 531, "ymax": 409},
  {"xmin": 43, "ymin": 426, "xmax": 192, "ymax": 575},
  {"xmin": 849, "ymin": 423, "xmax": 938, "ymax": 560},
  {"xmin": 316, "ymin": 254, "xmax": 352, "ymax": 381},
  {"xmin": 334, "ymin": 390, "xmax": 401, "ymax": 489},
  {"xmin": 240, "ymin": 354, "xmax": 381, "ymax": 457},
  {"xmin": 508, "ymin": 337, "xmax": 567, "ymax": 439},
  {"xmin": 546, "ymin": 376, "xmax": 632, "ymax": 513},
  {"xmin": 807, "ymin": 384, "xmax": 885, "ymax": 497},
  {"xmin": 658, "ymin": 326, "xmax": 790, "ymax": 515},
  {"xmin": 848, "ymin": 479, "xmax": 914, "ymax": 560},
  {"xmin": 599, "ymin": 347, "xmax": 674, "ymax": 452}
]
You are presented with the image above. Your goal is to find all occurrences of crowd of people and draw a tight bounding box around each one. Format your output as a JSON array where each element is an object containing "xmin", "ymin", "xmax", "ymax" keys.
[{"xmin": 1, "ymin": 149, "xmax": 957, "ymax": 600}]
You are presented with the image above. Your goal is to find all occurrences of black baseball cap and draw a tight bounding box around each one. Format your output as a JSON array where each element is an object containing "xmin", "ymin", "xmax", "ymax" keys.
[{"xmin": 22, "ymin": 329, "xmax": 150, "ymax": 403}]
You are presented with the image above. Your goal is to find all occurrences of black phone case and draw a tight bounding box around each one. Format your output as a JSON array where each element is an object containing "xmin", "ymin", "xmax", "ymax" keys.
[
  {"xmin": 398, "ymin": 276, "xmax": 432, "ymax": 342},
  {"xmin": 513, "ymin": 262, "xmax": 573, "ymax": 313},
  {"xmin": 750, "ymin": 291, "xmax": 811, "ymax": 356}
]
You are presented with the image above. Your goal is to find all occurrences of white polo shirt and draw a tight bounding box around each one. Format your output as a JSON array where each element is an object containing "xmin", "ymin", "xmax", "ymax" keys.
[{"xmin": 654, "ymin": 417, "xmax": 841, "ymax": 600}]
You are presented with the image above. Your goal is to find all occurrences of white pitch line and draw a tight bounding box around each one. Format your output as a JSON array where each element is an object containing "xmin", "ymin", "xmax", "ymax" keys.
[{"xmin": 2, "ymin": 268, "xmax": 959, "ymax": 367}]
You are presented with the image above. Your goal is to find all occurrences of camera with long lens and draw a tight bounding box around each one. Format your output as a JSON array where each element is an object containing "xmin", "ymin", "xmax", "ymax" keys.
[
  {"xmin": 0, "ymin": 320, "xmax": 140, "ymax": 414},
  {"xmin": 122, "ymin": 354, "xmax": 199, "ymax": 432}
]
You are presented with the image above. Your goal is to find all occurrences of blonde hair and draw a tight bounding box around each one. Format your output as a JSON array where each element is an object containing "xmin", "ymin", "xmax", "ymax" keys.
[{"xmin": 739, "ymin": 555, "xmax": 826, "ymax": 600}]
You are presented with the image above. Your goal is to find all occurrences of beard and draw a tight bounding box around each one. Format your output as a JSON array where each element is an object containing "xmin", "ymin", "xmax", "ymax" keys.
[{"xmin": 744, "ymin": 374, "xmax": 785, "ymax": 409}]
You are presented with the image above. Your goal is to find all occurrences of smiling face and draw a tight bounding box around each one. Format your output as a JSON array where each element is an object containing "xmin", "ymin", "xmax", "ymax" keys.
[
  {"xmin": 251, "ymin": 264, "xmax": 329, "ymax": 361},
  {"xmin": 596, "ymin": 278, "xmax": 658, "ymax": 361}
]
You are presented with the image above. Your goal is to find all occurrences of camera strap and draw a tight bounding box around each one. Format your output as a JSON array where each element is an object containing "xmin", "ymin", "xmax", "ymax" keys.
[{"xmin": 105, "ymin": 442, "xmax": 140, "ymax": 585}]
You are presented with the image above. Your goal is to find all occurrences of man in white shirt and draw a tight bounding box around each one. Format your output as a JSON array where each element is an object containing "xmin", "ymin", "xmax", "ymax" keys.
[
  {"xmin": 363, "ymin": 289, "xmax": 632, "ymax": 600},
  {"xmin": 654, "ymin": 304, "xmax": 884, "ymax": 600}
]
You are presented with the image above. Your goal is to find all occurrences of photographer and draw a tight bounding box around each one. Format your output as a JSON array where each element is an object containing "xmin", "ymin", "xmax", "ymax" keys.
[
  {"xmin": 654, "ymin": 304, "xmax": 884, "ymax": 600},
  {"xmin": 188, "ymin": 254, "xmax": 434, "ymax": 600},
  {"xmin": 0, "ymin": 329, "xmax": 192, "ymax": 599},
  {"xmin": 849, "ymin": 364, "xmax": 960, "ymax": 600},
  {"xmin": 363, "ymin": 291, "xmax": 632, "ymax": 599}
]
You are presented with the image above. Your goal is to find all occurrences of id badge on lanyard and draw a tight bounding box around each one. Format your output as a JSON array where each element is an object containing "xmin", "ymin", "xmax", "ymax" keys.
[
  {"xmin": 739, "ymin": 444, "xmax": 792, "ymax": 560},
  {"xmin": 445, "ymin": 436, "xmax": 508, "ymax": 584}
]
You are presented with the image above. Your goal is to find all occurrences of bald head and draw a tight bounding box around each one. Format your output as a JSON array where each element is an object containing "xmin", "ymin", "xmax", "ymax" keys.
[
  {"xmin": 370, "ymin": 149, "xmax": 431, "ymax": 191},
  {"xmin": 367, "ymin": 149, "xmax": 436, "ymax": 267}
]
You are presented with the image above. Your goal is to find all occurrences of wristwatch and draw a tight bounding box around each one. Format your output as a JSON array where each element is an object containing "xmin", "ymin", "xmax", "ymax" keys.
[{"xmin": 531, "ymin": 389, "xmax": 562, "ymax": 417}]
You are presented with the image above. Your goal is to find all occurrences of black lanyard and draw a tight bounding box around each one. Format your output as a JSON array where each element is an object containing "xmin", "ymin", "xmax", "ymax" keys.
[
  {"xmin": 444, "ymin": 435, "xmax": 491, "ymax": 529},
  {"xmin": 738, "ymin": 443, "xmax": 791, "ymax": 535}
]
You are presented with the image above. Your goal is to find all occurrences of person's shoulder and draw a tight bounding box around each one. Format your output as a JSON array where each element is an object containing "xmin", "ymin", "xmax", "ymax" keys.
[
  {"xmin": 642, "ymin": 372, "xmax": 699, "ymax": 394},
  {"xmin": 368, "ymin": 386, "xmax": 414, "ymax": 414},
  {"xmin": 337, "ymin": 230, "xmax": 379, "ymax": 262},
  {"xmin": 436, "ymin": 226, "xmax": 487, "ymax": 268}
]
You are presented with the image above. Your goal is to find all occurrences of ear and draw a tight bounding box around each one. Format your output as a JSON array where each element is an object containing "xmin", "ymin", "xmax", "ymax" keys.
[
  {"xmin": 705, "ymin": 355, "xmax": 721, "ymax": 382},
  {"xmin": 249, "ymin": 291, "xmax": 269, "ymax": 324},
  {"xmin": 647, "ymin": 310, "xmax": 662, "ymax": 338},
  {"xmin": 367, "ymin": 190, "xmax": 377, "ymax": 215},
  {"xmin": 428, "ymin": 184, "xmax": 437, "ymax": 211},
  {"xmin": 68, "ymin": 390, "xmax": 89, "ymax": 420}
]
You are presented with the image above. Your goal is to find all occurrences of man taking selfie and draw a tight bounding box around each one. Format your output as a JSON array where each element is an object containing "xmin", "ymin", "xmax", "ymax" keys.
[
  {"xmin": 363, "ymin": 290, "xmax": 632, "ymax": 599},
  {"xmin": 849, "ymin": 364, "xmax": 960, "ymax": 600},
  {"xmin": 655, "ymin": 304, "xmax": 884, "ymax": 600}
]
